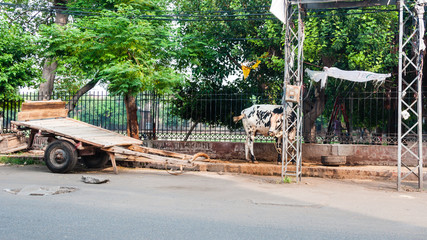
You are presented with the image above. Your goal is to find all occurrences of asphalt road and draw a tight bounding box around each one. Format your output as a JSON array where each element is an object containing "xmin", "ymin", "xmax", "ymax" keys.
[{"xmin": 0, "ymin": 164, "xmax": 426, "ymax": 240}]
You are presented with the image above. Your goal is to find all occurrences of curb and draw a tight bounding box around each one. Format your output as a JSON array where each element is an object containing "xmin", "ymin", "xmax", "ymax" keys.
[
  {"xmin": 0, "ymin": 153, "xmax": 416, "ymax": 181},
  {"xmin": 117, "ymin": 159, "xmax": 411, "ymax": 181}
]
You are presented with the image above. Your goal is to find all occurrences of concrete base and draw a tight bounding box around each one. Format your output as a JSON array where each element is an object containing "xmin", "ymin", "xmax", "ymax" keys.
[{"xmin": 321, "ymin": 156, "xmax": 347, "ymax": 166}]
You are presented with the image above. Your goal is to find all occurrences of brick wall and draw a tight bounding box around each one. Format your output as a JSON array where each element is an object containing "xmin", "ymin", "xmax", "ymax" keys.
[{"xmin": 150, "ymin": 140, "xmax": 427, "ymax": 166}]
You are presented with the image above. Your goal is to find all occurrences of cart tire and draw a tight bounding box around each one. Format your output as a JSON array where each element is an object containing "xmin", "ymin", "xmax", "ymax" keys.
[
  {"xmin": 321, "ymin": 156, "xmax": 346, "ymax": 166},
  {"xmin": 44, "ymin": 140, "xmax": 78, "ymax": 173},
  {"xmin": 82, "ymin": 151, "xmax": 110, "ymax": 168}
]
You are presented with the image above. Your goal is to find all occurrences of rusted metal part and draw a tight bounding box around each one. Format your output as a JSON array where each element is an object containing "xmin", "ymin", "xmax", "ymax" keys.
[
  {"xmin": 190, "ymin": 152, "xmax": 210, "ymax": 162},
  {"xmin": 165, "ymin": 163, "xmax": 184, "ymax": 175},
  {"xmin": 128, "ymin": 145, "xmax": 193, "ymax": 160},
  {"xmin": 77, "ymin": 145, "xmax": 97, "ymax": 156},
  {"xmin": 101, "ymin": 146, "xmax": 209, "ymax": 175},
  {"xmin": 164, "ymin": 152, "xmax": 210, "ymax": 175},
  {"xmin": 27, "ymin": 129, "xmax": 38, "ymax": 149}
]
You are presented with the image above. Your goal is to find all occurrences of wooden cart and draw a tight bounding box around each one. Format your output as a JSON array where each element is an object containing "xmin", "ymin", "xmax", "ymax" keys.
[{"xmin": 11, "ymin": 100, "xmax": 200, "ymax": 174}]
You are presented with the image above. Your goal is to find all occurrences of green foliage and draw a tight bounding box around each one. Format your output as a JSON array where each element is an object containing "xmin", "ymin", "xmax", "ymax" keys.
[
  {"xmin": 304, "ymin": 7, "xmax": 397, "ymax": 73},
  {"xmin": 282, "ymin": 176, "xmax": 292, "ymax": 184},
  {"xmin": 0, "ymin": 156, "xmax": 42, "ymax": 165},
  {"xmin": 0, "ymin": 18, "xmax": 41, "ymax": 101},
  {"xmin": 171, "ymin": 0, "xmax": 284, "ymax": 127},
  {"xmin": 71, "ymin": 95, "xmax": 127, "ymax": 129},
  {"xmin": 0, "ymin": 0, "xmax": 51, "ymax": 34},
  {"xmin": 171, "ymin": 84, "xmax": 253, "ymax": 129},
  {"xmin": 67, "ymin": 0, "xmax": 159, "ymax": 11},
  {"xmin": 1, "ymin": 1, "xmax": 405, "ymax": 134},
  {"xmin": 171, "ymin": 3, "xmax": 399, "ymax": 133},
  {"xmin": 304, "ymin": 7, "xmax": 398, "ymax": 131},
  {"xmin": 39, "ymin": 1, "xmax": 183, "ymax": 96},
  {"xmin": 174, "ymin": 0, "xmax": 284, "ymax": 86}
]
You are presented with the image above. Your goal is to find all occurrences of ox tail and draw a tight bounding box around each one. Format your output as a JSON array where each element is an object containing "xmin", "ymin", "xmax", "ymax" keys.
[{"xmin": 233, "ymin": 114, "xmax": 244, "ymax": 123}]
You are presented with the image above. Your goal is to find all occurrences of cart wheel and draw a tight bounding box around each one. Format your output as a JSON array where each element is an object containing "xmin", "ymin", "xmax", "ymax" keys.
[
  {"xmin": 44, "ymin": 140, "xmax": 78, "ymax": 173},
  {"xmin": 82, "ymin": 151, "xmax": 110, "ymax": 168}
]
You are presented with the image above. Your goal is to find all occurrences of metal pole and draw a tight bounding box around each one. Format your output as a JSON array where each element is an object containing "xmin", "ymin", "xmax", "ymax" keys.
[
  {"xmin": 397, "ymin": 0, "xmax": 404, "ymax": 191},
  {"xmin": 397, "ymin": 0, "xmax": 424, "ymax": 190},
  {"xmin": 281, "ymin": 1, "xmax": 303, "ymax": 183},
  {"xmin": 296, "ymin": 4, "xmax": 304, "ymax": 183},
  {"xmin": 418, "ymin": 64, "xmax": 423, "ymax": 190},
  {"xmin": 281, "ymin": 0, "xmax": 290, "ymax": 183},
  {"xmin": 416, "ymin": 1, "xmax": 424, "ymax": 190}
]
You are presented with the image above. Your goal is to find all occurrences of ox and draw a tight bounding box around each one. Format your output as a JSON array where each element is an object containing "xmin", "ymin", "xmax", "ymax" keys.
[{"xmin": 233, "ymin": 104, "xmax": 295, "ymax": 163}]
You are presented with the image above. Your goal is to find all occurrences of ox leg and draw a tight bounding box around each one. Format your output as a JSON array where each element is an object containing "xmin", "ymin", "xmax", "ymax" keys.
[
  {"xmin": 245, "ymin": 136, "xmax": 250, "ymax": 161},
  {"xmin": 276, "ymin": 138, "xmax": 282, "ymax": 165},
  {"xmin": 248, "ymin": 133, "xmax": 257, "ymax": 164}
]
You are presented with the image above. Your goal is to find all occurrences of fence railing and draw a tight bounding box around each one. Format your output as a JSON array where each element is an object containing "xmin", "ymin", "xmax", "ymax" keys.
[{"xmin": 1, "ymin": 91, "xmax": 425, "ymax": 145}]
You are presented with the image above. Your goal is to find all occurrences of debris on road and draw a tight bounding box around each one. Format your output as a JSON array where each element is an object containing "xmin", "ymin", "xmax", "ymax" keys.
[{"xmin": 81, "ymin": 175, "xmax": 110, "ymax": 184}]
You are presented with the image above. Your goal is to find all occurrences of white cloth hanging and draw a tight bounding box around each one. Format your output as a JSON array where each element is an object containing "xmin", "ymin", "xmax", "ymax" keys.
[
  {"xmin": 305, "ymin": 69, "xmax": 328, "ymax": 88},
  {"xmin": 305, "ymin": 67, "xmax": 391, "ymax": 89},
  {"xmin": 270, "ymin": 0, "xmax": 286, "ymax": 24},
  {"xmin": 416, "ymin": 3, "xmax": 426, "ymax": 52}
]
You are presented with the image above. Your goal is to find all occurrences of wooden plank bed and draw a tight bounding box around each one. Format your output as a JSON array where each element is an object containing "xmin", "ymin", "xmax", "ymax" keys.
[{"xmin": 11, "ymin": 118, "xmax": 142, "ymax": 148}]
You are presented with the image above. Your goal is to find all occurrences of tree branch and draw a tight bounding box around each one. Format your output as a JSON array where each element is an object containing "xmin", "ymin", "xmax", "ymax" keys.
[
  {"xmin": 226, "ymin": 53, "xmax": 241, "ymax": 69},
  {"xmin": 66, "ymin": 71, "xmax": 100, "ymax": 112},
  {"xmin": 128, "ymin": 51, "xmax": 141, "ymax": 66},
  {"xmin": 183, "ymin": 120, "xmax": 199, "ymax": 142}
]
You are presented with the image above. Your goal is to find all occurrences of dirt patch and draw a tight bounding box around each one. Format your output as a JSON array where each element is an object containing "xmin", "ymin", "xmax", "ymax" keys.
[{"xmin": 4, "ymin": 185, "xmax": 78, "ymax": 196}]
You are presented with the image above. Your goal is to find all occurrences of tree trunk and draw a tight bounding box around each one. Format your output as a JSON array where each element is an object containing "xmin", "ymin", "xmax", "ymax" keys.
[
  {"xmin": 124, "ymin": 93, "xmax": 140, "ymax": 139},
  {"xmin": 39, "ymin": 0, "xmax": 68, "ymax": 100},
  {"xmin": 39, "ymin": 61, "xmax": 58, "ymax": 100},
  {"xmin": 303, "ymin": 85, "xmax": 326, "ymax": 143},
  {"xmin": 183, "ymin": 121, "xmax": 199, "ymax": 142},
  {"xmin": 66, "ymin": 78, "xmax": 100, "ymax": 112}
]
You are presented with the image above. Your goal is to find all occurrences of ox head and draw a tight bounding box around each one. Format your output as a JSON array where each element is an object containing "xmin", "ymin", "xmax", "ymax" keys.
[{"xmin": 268, "ymin": 113, "xmax": 283, "ymax": 138}]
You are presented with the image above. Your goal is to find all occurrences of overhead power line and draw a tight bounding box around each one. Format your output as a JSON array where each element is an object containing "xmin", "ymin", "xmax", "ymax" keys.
[
  {"xmin": 0, "ymin": 2, "xmax": 398, "ymax": 22},
  {"xmin": 0, "ymin": 2, "xmax": 270, "ymax": 14}
]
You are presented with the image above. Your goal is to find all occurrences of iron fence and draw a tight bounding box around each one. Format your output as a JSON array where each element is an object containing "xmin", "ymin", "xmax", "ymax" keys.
[{"xmin": 0, "ymin": 90, "xmax": 425, "ymax": 144}]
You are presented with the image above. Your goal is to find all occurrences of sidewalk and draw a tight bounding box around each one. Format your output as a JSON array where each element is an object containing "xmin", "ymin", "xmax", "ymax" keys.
[{"xmin": 1, "ymin": 152, "xmax": 424, "ymax": 182}]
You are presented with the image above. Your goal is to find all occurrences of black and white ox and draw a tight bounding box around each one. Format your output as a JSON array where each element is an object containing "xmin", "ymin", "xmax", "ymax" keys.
[{"xmin": 233, "ymin": 105, "xmax": 295, "ymax": 163}]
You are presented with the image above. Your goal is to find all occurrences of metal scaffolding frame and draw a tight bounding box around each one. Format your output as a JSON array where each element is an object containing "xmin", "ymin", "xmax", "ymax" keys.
[
  {"xmin": 282, "ymin": 1, "xmax": 304, "ymax": 183},
  {"xmin": 280, "ymin": 0, "xmax": 424, "ymax": 189},
  {"xmin": 397, "ymin": 0, "xmax": 425, "ymax": 190}
]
